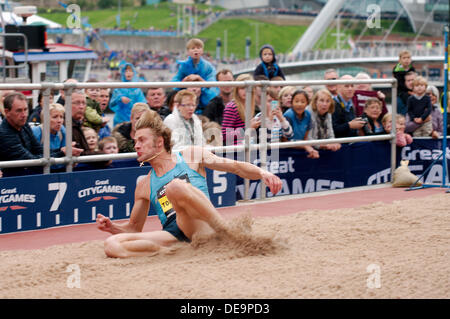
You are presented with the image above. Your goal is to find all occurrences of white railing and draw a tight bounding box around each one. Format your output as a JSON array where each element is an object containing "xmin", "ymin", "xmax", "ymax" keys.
[
  {"xmin": 0, "ymin": 78, "xmax": 398, "ymax": 200},
  {"xmin": 225, "ymin": 45, "xmax": 445, "ymax": 75}
]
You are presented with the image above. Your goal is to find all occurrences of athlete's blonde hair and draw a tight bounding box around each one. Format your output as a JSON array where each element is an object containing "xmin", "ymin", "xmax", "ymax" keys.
[{"xmin": 135, "ymin": 109, "xmax": 173, "ymax": 153}]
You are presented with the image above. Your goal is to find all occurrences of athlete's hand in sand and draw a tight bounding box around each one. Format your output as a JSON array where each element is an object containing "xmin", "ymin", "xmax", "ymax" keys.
[
  {"xmin": 96, "ymin": 214, "xmax": 114, "ymax": 233},
  {"xmin": 261, "ymin": 170, "xmax": 282, "ymax": 195}
]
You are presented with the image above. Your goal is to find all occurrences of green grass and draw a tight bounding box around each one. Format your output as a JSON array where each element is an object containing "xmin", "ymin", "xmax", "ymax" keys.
[
  {"xmin": 39, "ymin": 3, "xmax": 222, "ymax": 30},
  {"xmin": 198, "ymin": 18, "xmax": 308, "ymax": 59},
  {"xmin": 40, "ymin": 3, "xmax": 416, "ymax": 58}
]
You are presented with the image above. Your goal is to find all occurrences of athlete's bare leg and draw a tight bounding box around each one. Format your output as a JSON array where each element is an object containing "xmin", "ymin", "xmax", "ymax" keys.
[
  {"xmin": 104, "ymin": 179, "xmax": 231, "ymax": 258},
  {"xmin": 104, "ymin": 230, "xmax": 178, "ymax": 258},
  {"xmin": 165, "ymin": 178, "xmax": 230, "ymax": 239}
]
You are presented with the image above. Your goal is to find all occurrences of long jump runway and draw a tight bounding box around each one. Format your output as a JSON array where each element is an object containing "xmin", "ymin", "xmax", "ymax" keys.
[{"xmin": 0, "ymin": 185, "xmax": 448, "ymax": 298}]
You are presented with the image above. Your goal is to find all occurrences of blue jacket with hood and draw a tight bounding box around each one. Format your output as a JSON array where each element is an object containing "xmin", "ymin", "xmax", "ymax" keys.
[{"xmin": 110, "ymin": 62, "xmax": 147, "ymax": 127}]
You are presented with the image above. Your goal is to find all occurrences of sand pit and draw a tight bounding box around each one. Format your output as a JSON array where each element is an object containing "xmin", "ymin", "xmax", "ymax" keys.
[{"xmin": 0, "ymin": 193, "xmax": 449, "ymax": 299}]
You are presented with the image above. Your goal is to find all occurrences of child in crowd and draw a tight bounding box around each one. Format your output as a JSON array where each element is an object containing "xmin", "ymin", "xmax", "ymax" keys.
[
  {"xmin": 352, "ymin": 72, "xmax": 388, "ymax": 118},
  {"xmin": 393, "ymin": 50, "xmax": 416, "ymax": 115},
  {"xmin": 284, "ymin": 89, "xmax": 319, "ymax": 159},
  {"xmin": 85, "ymin": 79, "xmax": 110, "ymax": 133},
  {"xmin": 172, "ymin": 38, "xmax": 218, "ymax": 113},
  {"xmin": 360, "ymin": 98, "xmax": 385, "ymax": 136},
  {"xmin": 393, "ymin": 50, "xmax": 415, "ymax": 94},
  {"xmin": 405, "ymin": 76, "xmax": 432, "ymax": 137},
  {"xmin": 98, "ymin": 136, "xmax": 119, "ymax": 154},
  {"xmin": 109, "ymin": 62, "xmax": 147, "ymax": 127},
  {"xmin": 383, "ymin": 113, "xmax": 413, "ymax": 147},
  {"xmin": 98, "ymin": 136, "xmax": 119, "ymax": 167},
  {"xmin": 254, "ymin": 44, "xmax": 285, "ymax": 80},
  {"xmin": 82, "ymin": 127, "xmax": 99, "ymax": 152},
  {"xmin": 406, "ymin": 85, "xmax": 443, "ymax": 139}
]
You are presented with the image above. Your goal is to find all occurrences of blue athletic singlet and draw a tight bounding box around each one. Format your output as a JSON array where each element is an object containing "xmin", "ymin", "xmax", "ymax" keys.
[{"xmin": 149, "ymin": 152, "xmax": 210, "ymax": 227}]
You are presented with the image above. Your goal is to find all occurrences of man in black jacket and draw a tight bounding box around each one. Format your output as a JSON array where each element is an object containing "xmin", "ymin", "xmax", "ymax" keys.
[
  {"xmin": 332, "ymin": 75, "xmax": 366, "ymax": 138},
  {"xmin": 0, "ymin": 92, "xmax": 82, "ymax": 176},
  {"xmin": 145, "ymin": 87, "xmax": 171, "ymax": 120},
  {"xmin": 203, "ymin": 69, "xmax": 234, "ymax": 125}
]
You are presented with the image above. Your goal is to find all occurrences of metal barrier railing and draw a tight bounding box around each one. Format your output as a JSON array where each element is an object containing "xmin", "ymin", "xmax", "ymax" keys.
[{"xmin": 0, "ymin": 78, "xmax": 398, "ymax": 200}]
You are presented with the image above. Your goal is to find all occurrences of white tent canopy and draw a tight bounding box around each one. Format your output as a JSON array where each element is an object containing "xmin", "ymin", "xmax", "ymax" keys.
[{"xmin": 0, "ymin": 12, "xmax": 62, "ymax": 28}]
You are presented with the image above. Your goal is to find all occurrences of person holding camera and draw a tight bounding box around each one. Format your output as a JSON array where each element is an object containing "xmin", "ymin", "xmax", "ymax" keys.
[
  {"xmin": 252, "ymin": 87, "xmax": 293, "ymax": 144},
  {"xmin": 359, "ymin": 98, "xmax": 386, "ymax": 136}
]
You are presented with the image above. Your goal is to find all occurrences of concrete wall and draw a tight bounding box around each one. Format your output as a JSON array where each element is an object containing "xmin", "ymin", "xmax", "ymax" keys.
[
  {"xmin": 210, "ymin": 0, "xmax": 269, "ymax": 9},
  {"xmin": 232, "ymin": 14, "xmax": 314, "ymax": 26},
  {"xmin": 48, "ymin": 33, "xmax": 189, "ymax": 52}
]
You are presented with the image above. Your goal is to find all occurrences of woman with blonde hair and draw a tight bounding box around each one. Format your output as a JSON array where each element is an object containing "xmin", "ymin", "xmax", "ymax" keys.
[
  {"xmin": 221, "ymin": 73, "xmax": 260, "ymax": 145},
  {"xmin": 31, "ymin": 103, "xmax": 67, "ymax": 171},
  {"xmin": 32, "ymin": 103, "xmax": 66, "ymax": 149},
  {"xmin": 278, "ymin": 85, "xmax": 296, "ymax": 113},
  {"xmin": 307, "ymin": 88, "xmax": 341, "ymax": 152},
  {"xmin": 163, "ymin": 89, "xmax": 205, "ymax": 151}
]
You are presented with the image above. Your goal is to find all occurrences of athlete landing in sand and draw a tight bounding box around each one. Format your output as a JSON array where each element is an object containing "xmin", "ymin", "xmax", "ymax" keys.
[{"xmin": 96, "ymin": 109, "xmax": 282, "ymax": 258}]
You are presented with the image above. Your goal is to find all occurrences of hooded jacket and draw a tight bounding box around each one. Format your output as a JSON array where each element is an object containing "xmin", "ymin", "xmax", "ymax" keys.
[
  {"xmin": 254, "ymin": 44, "xmax": 285, "ymax": 80},
  {"xmin": 109, "ymin": 62, "xmax": 147, "ymax": 127}
]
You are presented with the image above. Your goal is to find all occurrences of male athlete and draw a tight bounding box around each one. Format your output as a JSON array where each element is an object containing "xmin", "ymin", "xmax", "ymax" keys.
[{"xmin": 96, "ymin": 109, "xmax": 282, "ymax": 258}]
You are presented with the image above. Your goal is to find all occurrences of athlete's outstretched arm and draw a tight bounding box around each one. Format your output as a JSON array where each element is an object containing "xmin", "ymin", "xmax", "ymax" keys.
[
  {"xmin": 191, "ymin": 147, "xmax": 282, "ymax": 195},
  {"xmin": 97, "ymin": 175, "xmax": 150, "ymax": 234}
]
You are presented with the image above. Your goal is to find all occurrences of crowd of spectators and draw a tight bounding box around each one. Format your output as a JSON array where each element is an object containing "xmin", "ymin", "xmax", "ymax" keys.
[{"xmin": 0, "ymin": 44, "xmax": 448, "ymax": 178}]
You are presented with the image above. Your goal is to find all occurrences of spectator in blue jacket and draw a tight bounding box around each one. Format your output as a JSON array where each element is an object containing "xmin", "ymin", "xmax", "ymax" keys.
[
  {"xmin": 284, "ymin": 89, "xmax": 318, "ymax": 159},
  {"xmin": 172, "ymin": 38, "xmax": 219, "ymax": 114},
  {"xmin": 109, "ymin": 62, "xmax": 147, "ymax": 127}
]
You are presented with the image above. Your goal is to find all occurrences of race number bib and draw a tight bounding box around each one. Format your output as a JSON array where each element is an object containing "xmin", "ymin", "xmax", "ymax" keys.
[{"xmin": 156, "ymin": 174, "xmax": 190, "ymax": 217}]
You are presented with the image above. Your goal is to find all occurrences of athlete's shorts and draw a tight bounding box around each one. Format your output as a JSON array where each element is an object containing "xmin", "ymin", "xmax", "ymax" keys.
[{"xmin": 162, "ymin": 214, "xmax": 190, "ymax": 242}]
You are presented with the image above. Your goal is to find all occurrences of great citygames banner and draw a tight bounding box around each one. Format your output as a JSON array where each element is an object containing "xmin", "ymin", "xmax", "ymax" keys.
[
  {"xmin": 0, "ymin": 166, "xmax": 236, "ymax": 234},
  {"xmin": 0, "ymin": 139, "xmax": 448, "ymax": 234},
  {"xmin": 236, "ymin": 139, "xmax": 450, "ymax": 200}
]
